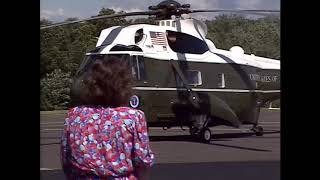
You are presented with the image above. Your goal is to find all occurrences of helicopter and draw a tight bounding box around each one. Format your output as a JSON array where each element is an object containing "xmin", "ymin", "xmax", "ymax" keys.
[{"xmin": 40, "ymin": 0, "xmax": 280, "ymax": 143}]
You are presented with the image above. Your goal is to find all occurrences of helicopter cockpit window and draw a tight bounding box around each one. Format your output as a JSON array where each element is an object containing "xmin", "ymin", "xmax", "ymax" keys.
[
  {"xmin": 75, "ymin": 54, "xmax": 130, "ymax": 77},
  {"xmin": 130, "ymin": 56, "xmax": 147, "ymax": 81},
  {"xmin": 166, "ymin": 30, "xmax": 209, "ymax": 54},
  {"xmin": 75, "ymin": 54, "xmax": 103, "ymax": 76}
]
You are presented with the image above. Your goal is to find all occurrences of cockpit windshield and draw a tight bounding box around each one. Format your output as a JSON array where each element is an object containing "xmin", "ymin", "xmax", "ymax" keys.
[{"xmin": 75, "ymin": 54, "xmax": 131, "ymax": 77}]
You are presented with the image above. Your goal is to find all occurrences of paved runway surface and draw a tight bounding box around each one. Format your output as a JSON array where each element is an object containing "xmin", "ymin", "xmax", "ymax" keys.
[{"xmin": 40, "ymin": 109, "xmax": 280, "ymax": 180}]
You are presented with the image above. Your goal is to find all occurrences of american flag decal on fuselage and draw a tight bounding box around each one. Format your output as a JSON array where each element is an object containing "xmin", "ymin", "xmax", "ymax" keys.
[{"xmin": 150, "ymin": 31, "xmax": 167, "ymax": 46}]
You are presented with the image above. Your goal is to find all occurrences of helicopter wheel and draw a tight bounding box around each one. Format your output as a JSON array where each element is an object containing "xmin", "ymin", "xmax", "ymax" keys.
[
  {"xmin": 200, "ymin": 127, "xmax": 212, "ymax": 143},
  {"xmin": 251, "ymin": 125, "xmax": 264, "ymax": 136},
  {"xmin": 191, "ymin": 114, "xmax": 213, "ymax": 143}
]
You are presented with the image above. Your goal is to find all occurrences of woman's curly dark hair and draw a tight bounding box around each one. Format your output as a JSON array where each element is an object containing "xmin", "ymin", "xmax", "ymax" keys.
[{"xmin": 80, "ymin": 56, "xmax": 134, "ymax": 107}]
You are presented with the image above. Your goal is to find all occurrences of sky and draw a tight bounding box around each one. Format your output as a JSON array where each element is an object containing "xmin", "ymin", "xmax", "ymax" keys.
[{"xmin": 40, "ymin": 0, "xmax": 280, "ymax": 22}]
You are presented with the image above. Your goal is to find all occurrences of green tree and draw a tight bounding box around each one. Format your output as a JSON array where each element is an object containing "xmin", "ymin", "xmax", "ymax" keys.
[
  {"xmin": 40, "ymin": 69, "xmax": 71, "ymax": 110},
  {"xmin": 90, "ymin": 8, "xmax": 128, "ymax": 35},
  {"xmin": 40, "ymin": 18, "xmax": 52, "ymax": 26},
  {"xmin": 206, "ymin": 15, "xmax": 280, "ymax": 59}
]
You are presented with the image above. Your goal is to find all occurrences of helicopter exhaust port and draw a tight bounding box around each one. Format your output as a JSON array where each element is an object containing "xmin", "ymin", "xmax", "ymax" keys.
[{"xmin": 230, "ymin": 46, "xmax": 244, "ymax": 55}]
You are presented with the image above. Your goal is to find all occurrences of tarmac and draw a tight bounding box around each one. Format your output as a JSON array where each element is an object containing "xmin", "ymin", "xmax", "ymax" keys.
[{"xmin": 40, "ymin": 109, "xmax": 280, "ymax": 180}]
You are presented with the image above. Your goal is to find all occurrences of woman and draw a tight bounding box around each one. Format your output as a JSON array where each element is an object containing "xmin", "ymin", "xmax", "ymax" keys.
[{"xmin": 61, "ymin": 56, "xmax": 155, "ymax": 180}]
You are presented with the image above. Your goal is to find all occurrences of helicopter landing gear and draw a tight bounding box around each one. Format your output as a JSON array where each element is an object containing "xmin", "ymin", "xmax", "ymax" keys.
[
  {"xmin": 200, "ymin": 127, "xmax": 212, "ymax": 143},
  {"xmin": 191, "ymin": 114, "xmax": 212, "ymax": 143},
  {"xmin": 189, "ymin": 126, "xmax": 198, "ymax": 136},
  {"xmin": 251, "ymin": 125, "xmax": 264, "ymax": 136}
]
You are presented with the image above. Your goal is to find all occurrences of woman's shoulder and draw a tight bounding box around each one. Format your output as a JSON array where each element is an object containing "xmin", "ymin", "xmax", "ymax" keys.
[
  {"xmin": 113, "ymin": 107, "xmax": 145, "ymax": 116},
  {"xmin": 67, "ymin": 106, "xmax": 145, "ymax": 119},
  {"xmin": 67, "ymin": 106, "xmax": 99, "ymax": 114}
]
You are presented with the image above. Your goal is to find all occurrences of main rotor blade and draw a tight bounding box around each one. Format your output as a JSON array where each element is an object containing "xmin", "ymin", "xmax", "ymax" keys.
[
  {"xmin": 191, "ymin": 9, "xmax": 280, "ymax": 14},
  {"xmin": 40, "ymin": 11, "xmax": 157, "ymax": 30}
]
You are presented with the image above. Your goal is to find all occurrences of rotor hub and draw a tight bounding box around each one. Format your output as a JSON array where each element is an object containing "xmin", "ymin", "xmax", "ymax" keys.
[{"xmin": 149, "ymin": 0, "xmax": 192, "ymax": 19}]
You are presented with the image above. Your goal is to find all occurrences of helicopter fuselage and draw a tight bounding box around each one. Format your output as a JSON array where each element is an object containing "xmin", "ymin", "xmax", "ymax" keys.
[{"xmin": 75, "ymin": 18, "xmax": 280, "ymax": 130}]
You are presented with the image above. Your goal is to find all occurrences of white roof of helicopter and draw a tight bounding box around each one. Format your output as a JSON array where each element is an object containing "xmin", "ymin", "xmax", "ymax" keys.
[{"xmin": 91, "ymin": 18, "xmax": 280, "ymax": 70}]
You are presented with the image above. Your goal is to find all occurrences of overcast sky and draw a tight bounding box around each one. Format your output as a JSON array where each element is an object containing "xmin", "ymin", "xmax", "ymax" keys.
[{"xmin": 40, "ymin": 0, "xmax": 280, "ymax": 22}]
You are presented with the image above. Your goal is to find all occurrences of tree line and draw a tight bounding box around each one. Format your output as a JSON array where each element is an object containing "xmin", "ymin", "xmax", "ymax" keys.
[{"xmin": 40, "ymin": 8, "xmax": 280, "ymax": 110}]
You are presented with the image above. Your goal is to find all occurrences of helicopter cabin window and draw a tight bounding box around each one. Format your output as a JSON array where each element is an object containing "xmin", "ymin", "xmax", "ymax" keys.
[
  {"xmin": 187, "ymin": 70, "xmax": 202, "ymax": 86},
  {"xmin": 131, "ymin": 56, "xmax": 147, "ymax": 81},
  {"xmin": 218, "ymin": 73, "xmax": 225, "ymax": 88},
  {"xmin": 175, "ymin": 70, "xmax": 202, "ymax": 87},
  {"xmin": 172, "ymin": 21, "xmax": 176, "ymax": 27},
  {"xmin": 166, "ymin": 30, "xmax": 209, "ymax": 54},
  {"xmin": 135, "ymin": 29, "xmax": 144, "ymax": 44}
]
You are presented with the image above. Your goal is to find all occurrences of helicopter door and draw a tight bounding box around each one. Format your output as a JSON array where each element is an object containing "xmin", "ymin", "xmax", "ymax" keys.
[
  {"xmin": 129, "ymin": 55, "xmax": 153, "ymax": 116},
  {"xmin": 130, "ymin": 55, "xmax": 147, "ymax": 83}
]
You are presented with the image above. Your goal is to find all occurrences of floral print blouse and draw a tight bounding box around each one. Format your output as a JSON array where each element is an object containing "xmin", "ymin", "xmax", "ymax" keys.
[{"xmin": 61, "ymin": 106, "xmax": 155, "ymax": 180}]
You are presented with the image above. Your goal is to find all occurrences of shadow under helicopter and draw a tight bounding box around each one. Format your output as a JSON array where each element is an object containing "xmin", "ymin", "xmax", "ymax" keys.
[
  {"xmin": 40, "ymin": 131, "xmax": 279, "ymax": 152},
  {"xmin": 149, "ymin": 130, "xmax": 280, "ymax": 152}
]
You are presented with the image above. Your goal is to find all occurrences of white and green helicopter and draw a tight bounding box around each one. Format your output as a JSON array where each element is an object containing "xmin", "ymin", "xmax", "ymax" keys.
[{"xmin": 41, "ymin": 0, "xmax": 280, "ymax": 143}]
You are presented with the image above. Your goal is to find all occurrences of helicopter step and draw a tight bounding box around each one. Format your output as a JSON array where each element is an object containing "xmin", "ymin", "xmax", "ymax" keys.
[
  {"xmin": 251, "ymin": 125, "xmax": 264, "ymax": 136},
  {"xmin": 241, "ymin": 106, "xmax": 264, "ymax": 136}
]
